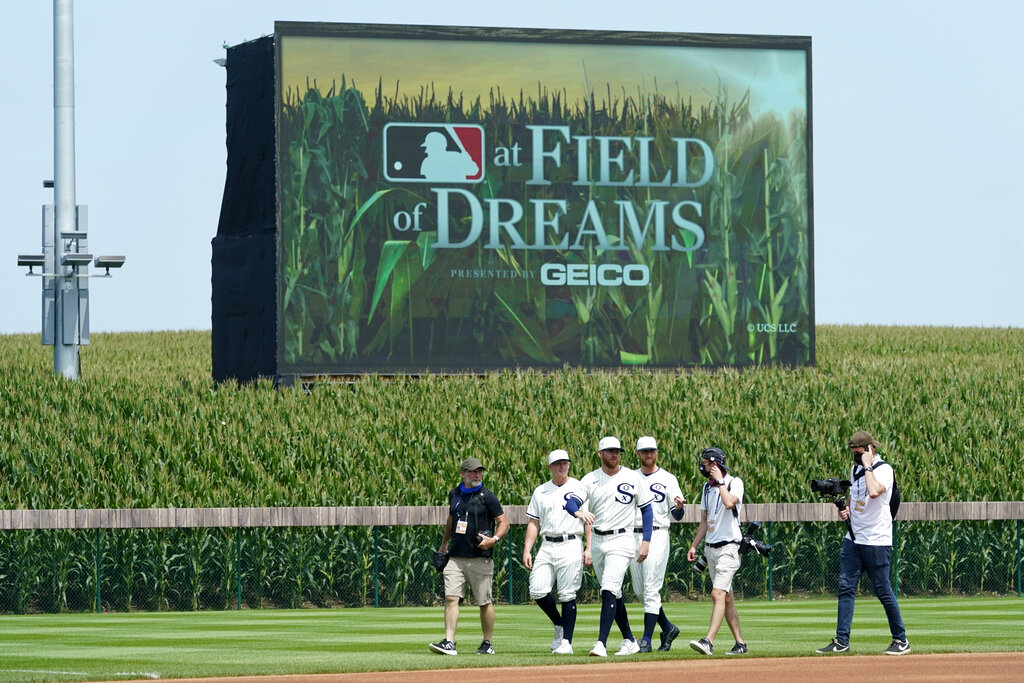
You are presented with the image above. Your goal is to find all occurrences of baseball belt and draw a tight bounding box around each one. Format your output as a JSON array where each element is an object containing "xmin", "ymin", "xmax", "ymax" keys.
[
  {"xmin": 594, "ymin": 528, "xmax": 628, "ymax": 536},
  {"xmin": 633, "ymin": 526, "xmax": 663, "ymax": 532},
  {"xmin": 544, "ymin": 534, "xmax": 577, "ymax": 543}
]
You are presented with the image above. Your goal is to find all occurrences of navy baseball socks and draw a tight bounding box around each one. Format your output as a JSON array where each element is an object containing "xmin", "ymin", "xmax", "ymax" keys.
[
  {"xmin": 536, "ymin": 595, "xmax": 576, "ymax": 649},
  {"xmin": 639, "ymin": 612, "xmax": 659, "ymax": 652},
  {"xmin": 561, "ymin": 600, "xmax": 577, "ymax": 644},
  {"xmin": 535, "ymin": 595, "xmax": 562, "ymax": 627}
]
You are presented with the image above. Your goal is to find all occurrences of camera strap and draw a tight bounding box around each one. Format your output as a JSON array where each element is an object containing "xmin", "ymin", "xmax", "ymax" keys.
[{"xmin": 703, "ymin": 480, "xmax": 739, "ymax": 518}]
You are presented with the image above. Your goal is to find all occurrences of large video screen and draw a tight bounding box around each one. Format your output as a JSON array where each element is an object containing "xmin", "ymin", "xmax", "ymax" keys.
[{"xmin": 276, "ymin": 23, "xmax": 814, "ymax": 374}]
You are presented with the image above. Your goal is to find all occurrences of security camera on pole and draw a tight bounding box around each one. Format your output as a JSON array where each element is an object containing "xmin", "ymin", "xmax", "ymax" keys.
[{"xmin": 16, "ymin": 0, "xmax": 124, "ymax": 379}]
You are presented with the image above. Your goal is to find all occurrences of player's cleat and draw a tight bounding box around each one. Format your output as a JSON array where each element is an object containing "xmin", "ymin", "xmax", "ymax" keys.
[
  {"xmin": 815, "ymin": 639, "xmax": 849, "ymax": 654},
  {"xmin": 727, "ymin": 641, "xmax": 748, "ymax": 655},
  {"xmin": 614, "ymin": 638, "xmax": 640, "ymax": 656},
  {"xmin": 884, "ymin": 639, "xmax": 910, "ymax": 655},
  {"xmin": 429, "ymin": 639, "xmax": 457, "ymax": 655},
  {"xmin": 476, "ymin": 640, "xmax": 495, "ymax": 655},
  {"xmin": 552, "ymin": 640, "xmax": 574, "ymax": 655},
  {"xmin": 589, "ymin": 641, "xmax": 607, "ymax": 657},
  {"xmin": 689, "ymin": 637, "xmax": 713, "ymax": 655},
  {"xmin": 638, "ymin": 639, "xmax": 653, "ymax": 653},
  {"xmin": 551, "ymin": 624, "xmax": 564, "ymax": 652},
  {"xmin": 658, "ymin": 624, "xmax": 680, "ymax": 652}
]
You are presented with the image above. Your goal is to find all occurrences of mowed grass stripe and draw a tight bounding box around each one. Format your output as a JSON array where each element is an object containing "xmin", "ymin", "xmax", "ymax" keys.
[{"xmin": 0, "ymin": 598, "xmax": 1022, "ymax": 681}]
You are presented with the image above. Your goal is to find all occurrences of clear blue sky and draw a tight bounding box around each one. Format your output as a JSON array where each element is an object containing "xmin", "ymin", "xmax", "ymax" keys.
[{"xmin": 2, "ymin": 0, "xmax": 1021, "ymax": 333}]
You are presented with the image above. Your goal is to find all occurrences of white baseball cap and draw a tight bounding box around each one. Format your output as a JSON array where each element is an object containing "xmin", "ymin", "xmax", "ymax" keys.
[
  {"xmin": 598, "ymin": 436, "xmax": 622, "ymax": 451},
  {"xmin": 547, "ymin": 449, "xmax": 570, "ymax": 465},
  {"xmin": 636, "ymin": 436, "xmax": 658, "ymax": 451}
]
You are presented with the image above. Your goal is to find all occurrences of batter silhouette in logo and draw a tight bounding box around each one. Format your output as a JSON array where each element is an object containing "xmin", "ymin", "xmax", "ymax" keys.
[
  {"xmin": 420, "ymin": 131, "xmax": 479, "ymax": 182},
  {"xmin": 383, "ymin": 123, "xmax": 485, "ymax": 184}
]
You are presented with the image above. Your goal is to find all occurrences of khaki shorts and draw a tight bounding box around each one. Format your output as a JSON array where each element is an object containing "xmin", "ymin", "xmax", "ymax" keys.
[
  {"xmin": 706, "ymin": 543, "xmax": 741, "ymax": 593},
  {"xmin": 443, "ymin": 556, "xmax": 494, "ymax": 606}
]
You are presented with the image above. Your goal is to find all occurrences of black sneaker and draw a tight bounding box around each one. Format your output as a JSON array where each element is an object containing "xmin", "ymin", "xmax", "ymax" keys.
[
  {"xmin": 815, "ymin": 639, "xmax": 849, "ymax": 654},
  {"xmin": 429, "ymin": 639, "xmax": 457, "ymax": 655},
  {"xmin": 884, "ymin": 639, "xmax": 910, "ymax": 655},
  {"xmin": 638, "ymin": 639, "xmax": 653, "ymax": 653},
  {"xmin": 727, "ymin": 641, "xmax": 748, "ymax": 655},
  {"xmin": 689, "ymin": 637, "xmax": 713, "ymax": 655},
  {"xmin": 658, "ymin": 624, "xmax": 680, "ymax": 652},
  {"xmin": 476, "ymin": 640, "xmax": 495, "ymax": 655}
]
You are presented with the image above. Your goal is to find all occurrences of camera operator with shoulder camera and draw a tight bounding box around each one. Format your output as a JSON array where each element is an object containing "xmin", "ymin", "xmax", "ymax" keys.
[
  {"xmin": 686, "ymin": 447, "xmax": 748, "ymax": 657},
  {"xmin": 816, "ymin": 431, "xmax": 909, "ymax": 656}
]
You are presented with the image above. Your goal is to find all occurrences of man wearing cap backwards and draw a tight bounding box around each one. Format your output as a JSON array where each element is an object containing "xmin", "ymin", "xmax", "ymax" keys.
[
  {"xmin": 429, "ymin": 457, "xmax": 510, "ymax": 656},
  {"xmin": 628, "ymin": 436, "xmax": 686, "ymax": 653},
  {"xmin": 687, "ymin": 447, "xmax": 748, "ymax": 656},
  {"xmin": 565, "ymin": 436, "xmax": 655, "ymax": 657},
  {"xmin": 523, "ymin": 449, "xmax": 593, "ymax": 655},
  {"xmin": 816, "ymin": 430, "xmax": 910, "ymax": 656}
]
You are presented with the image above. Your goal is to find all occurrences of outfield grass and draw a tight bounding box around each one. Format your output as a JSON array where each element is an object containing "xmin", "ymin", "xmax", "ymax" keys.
[{"xmin": 0, "ymin": 597, "xmax": 1021, "ymax": 681}]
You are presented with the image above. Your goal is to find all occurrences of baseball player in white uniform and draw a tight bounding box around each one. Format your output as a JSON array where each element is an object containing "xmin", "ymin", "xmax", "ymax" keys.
[
  {"xmin": 687, "ymin": 446, "xmax": 748, "ymax": 656},
  {"xmin": 523, "ymin": 449, "xmax": 593, "ymax": 655},
  {"xmin": 628, "ymin": 436, "xmax": 686, "ymax": 652},
  {"xmin": 565, "ymin": 436, "xmax": 654, "ymax": 658}
]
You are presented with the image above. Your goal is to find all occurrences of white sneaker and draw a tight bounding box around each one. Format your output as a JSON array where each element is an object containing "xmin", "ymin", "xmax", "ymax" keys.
[
  {"xmin": 589, "ymin": 641, "xmax": 607, "ymax": 657},
  {"xmin": 553, "ymin": 640, "xmax": 574, "ymax": 655},
  {"xmin": 551, "ymin": 625, "xmax": 564, "ymax": 652},
  {"xmin": 614, "ymin": 638, "xmax": 640, "ymax": 656}
]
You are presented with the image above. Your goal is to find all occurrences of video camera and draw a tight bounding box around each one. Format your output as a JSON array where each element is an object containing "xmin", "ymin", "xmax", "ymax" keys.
[
  {"xmin": 810, "ymin": 477, "xmax": 855, "ymax": 541},
  {"xmin": 739, "ymin": 521, "xmax": 772, "ymax": 558},
  {"xmin": 810, "ymin": 478, "xmax": 851, "ymax": 498}
]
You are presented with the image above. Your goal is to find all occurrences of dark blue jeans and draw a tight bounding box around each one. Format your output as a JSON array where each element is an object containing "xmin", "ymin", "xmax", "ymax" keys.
[{"xmin": 835, "ymin": 538, "xmax": 906, "ymax": 646}]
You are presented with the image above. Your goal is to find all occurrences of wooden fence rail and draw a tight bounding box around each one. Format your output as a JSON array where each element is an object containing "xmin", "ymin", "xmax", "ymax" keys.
[{"xmin": 2, "ymin": 502, "xmax": 1022, "ymax": 530}]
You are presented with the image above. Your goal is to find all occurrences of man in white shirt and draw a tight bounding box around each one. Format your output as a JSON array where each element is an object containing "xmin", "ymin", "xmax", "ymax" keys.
[
  {"xmin": 816, "ymin": 430, "xmax": 909, "ymax": 655},
  {"xmin": 687, "ymin": 447, "xmax": 748, "ymax": 656},
  {"xmin": 628, "ymin": 436, "xmax": 685, "ymax": 652},
  {"xmin": 523, "ymin": 449, "xmax": 593, "ymax": 655},
  {"xmin": 566, "ymin": 436, "xmax": 654, "ymax": 658}
]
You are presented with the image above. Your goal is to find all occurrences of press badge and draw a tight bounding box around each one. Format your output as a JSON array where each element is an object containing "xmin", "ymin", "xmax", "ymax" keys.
[
  {"xmin": 707, "ymin": 519, "xmax": 716, "ymax": 533},
  {"xmin": 854, "ymin": 499, "xmax": 867, "ymax": 513},
  {"xmin": 455, "ymin": 517, "xmax": 468, "ymax": 535}
]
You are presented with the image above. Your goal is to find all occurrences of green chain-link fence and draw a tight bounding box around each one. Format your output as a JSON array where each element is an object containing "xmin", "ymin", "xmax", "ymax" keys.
[{"xmin": 1, "ymin": 520, "xmax": 1020, "ymax": 613}]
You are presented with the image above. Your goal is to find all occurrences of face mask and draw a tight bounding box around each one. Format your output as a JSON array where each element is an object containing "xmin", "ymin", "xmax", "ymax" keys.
[{"xmin": 698, "ymin": 462, "xmax": 711, "ymax": 478}]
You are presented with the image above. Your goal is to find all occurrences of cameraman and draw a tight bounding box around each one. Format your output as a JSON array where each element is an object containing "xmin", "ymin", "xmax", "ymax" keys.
[
  {"xmin": 686, "ymin": 447, "xmax": 748, "ymax": 656},
  {"xmin": 816, "ymin": 431, "xmax": 909, "ymax": 655}
]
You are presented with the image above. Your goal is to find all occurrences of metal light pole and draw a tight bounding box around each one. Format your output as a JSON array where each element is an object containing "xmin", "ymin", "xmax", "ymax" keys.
[
  {"xmin": 17, "ymin": 0, "xmax": 125, "ymax": 379},
  {"xmin": 53, "ymin": 0, "xmax": 79, "ymax": 379}
]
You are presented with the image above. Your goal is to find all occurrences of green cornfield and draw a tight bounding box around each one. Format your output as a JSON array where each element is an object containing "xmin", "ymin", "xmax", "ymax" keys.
[{"xmin": 0, "ymin": 325, "xmax": 1021, "ymax": 611}]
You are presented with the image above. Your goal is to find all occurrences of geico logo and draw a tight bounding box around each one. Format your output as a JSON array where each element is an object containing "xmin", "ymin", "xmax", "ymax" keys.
[{"xmin": 540, "ymin": 263, "xmax": 650, "ymax": 287}]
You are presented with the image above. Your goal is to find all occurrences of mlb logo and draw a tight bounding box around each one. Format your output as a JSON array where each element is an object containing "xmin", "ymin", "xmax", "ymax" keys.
[{"xmin": 383, "ymin": 123, "xmax": 485, "ymax": 183}]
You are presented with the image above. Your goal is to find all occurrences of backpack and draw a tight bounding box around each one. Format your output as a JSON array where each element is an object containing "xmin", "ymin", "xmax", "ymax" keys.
[{"xmin": 853, "ymin": 460, "xmax": 900, "ymax": 519}]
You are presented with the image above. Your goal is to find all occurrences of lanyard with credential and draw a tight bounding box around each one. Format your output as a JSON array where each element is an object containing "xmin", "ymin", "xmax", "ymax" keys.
[{"xmin": 455, "ymin": 484, "xmax": 481, "ymax": 535}]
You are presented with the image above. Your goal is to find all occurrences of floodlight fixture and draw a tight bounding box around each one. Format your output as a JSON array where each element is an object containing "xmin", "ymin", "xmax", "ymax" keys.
[
  {"xmin": 18, "ymin": 254, "xmax": 46, "ymax": 267},
  {"xmin": 18, "ymin": 254, "xmax": 46, "ymax": 274},
  {"xmin": 61, "ymin": 252, "xmax": 93, "ymax": 267},
  {"xmin": 93, "ymin": 255, "xmax": 126, "ymax": 275}
]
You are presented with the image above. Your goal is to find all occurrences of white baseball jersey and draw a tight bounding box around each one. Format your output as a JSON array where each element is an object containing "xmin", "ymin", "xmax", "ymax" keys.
[
  {"xmin": 629, "ymin": 466, "xmax": 684, "ymax": 614},
  {"xmin": 526, "ymin": 477, "xmax": 585, "ymax": 537},
  {"xmin": 577, "ymin": 466, "xmax": 654, "ymax": 531},
  {"xmin": 632, "ymin": 467, "xmax": 684, "ymax": 529},
  {"xmin": 700, "ymin": 474, "xmax": 744, "ymax": 545}
]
